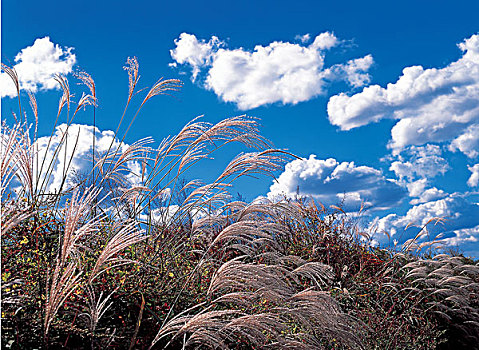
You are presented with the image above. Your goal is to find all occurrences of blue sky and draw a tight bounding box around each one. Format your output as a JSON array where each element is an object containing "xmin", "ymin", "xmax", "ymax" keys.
[{"xmin": 2, "ymin": 0, "xmax": 479, "ymax": 257}]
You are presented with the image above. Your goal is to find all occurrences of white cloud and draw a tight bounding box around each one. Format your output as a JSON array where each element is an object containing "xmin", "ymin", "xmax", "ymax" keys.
[
  {"xmin": 34, "ymin": 124, "xmax": 139, "ymax": 193},
  {"xmin": 449, "ymin": 124, "xmax": 479, "ymax": 158},
  {"xmin": 309, "ymin": 32, "xmax": 338, "ymax": 50},
  {"xmin": 327, "ymin": 34, "xmax": 479, "ymax": 157},
  {"xmin": 1, "ymin": 37, "xmax": 76, "ymax": 98},
  {"xmin": 467, "ymin": 163, "xmax": 479, "ymax": 187},
  {"xmin": 409, "ymin": 187, "xmax": 447, "ymax": 205},
  {"xmin": 295, "ymin": 34, "xmax": 311, "ymax": 44},
  {"xmin": 389, "ymin": 145, "xmax": 449, "ymax": 181},
  {"xmin": 340, "ymin": 56, "xmax": 375, "ymax": 88},
  {"xmin": 372, "ymin": 194, "xmax": 479, "ymax": 257},
  {"xmin": 267, "ymin": 155, "xmax": 406, "ymax": 212},
  {"xmin": 170, "ymin": 32, "xmax": 373, "ymax": 110},
  {"xmin": 439, "ymin": 225, "xmax": 479, "ymax": 257},
  {"xmin": 384, "ymin": 145, "xmax": 449, "ymax": 202},
  {"xmin": 169, "ymin": 33, "xmax": 221, "ymax": 81},
  {"xmin": 406, "ymin": 178, "xmax": 428, "ymax": 197}
]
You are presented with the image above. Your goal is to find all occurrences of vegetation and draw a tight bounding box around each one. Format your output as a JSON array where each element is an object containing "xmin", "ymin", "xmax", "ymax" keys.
[{"xmin": 1, "ymin": 59, "xmax": 478, "ymax": 349}]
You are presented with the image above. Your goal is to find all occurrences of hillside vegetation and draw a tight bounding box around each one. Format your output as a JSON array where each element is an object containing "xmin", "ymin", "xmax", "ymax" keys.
[{"xmin": 1, "ymin": 60, "xmax": 478, "ymax": 349}]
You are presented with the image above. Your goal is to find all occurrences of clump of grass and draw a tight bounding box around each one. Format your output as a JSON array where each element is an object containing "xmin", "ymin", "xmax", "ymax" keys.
[{"xmin": 1, "ymin": 59, "xmax": 478, "ymax": 350}]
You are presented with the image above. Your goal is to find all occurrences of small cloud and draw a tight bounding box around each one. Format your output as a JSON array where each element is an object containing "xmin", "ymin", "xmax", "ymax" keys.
[
  {"xmin": 170, "ymin": 33, "xmax": 222, "ymax": 81},
  {"xmin": 295, "ymin": 34, "xmax": 311, "ymax": 43},
  {"xmin": 342, "ymin": 55, "xmax": 374, "ymax": 88},
  {"xmin": 467, "ymin": 163, "xmax": 479, "ymax": 187},
  {"xmin": 309, "ymin": 32, "xmax": 338, "ymax": 50},
  {"xmin": 439, "ymin": 225, "xmax": 479, "ymax": 257},
  {"xmin": 267, "ymin": 155, "xmax": 406, "ymax": 212},
  {"xmin": 406, "ymin": 179, "xmax": 428, "ymax": 197},
  {"xmin": 389, "ymin": 145, "xmax": 449, "ymax": 181},
  {"xmin": 380, "ymin": 144, "xmax": 449, "ymax": 205},
  {"xmin": 410, "ymin": 187, "xmax": 447, "ymax": 205},
  {"xmin": 170, "ymin": 32, "xmax": 373, "ymax": 110},
  {"xmin": 0, "ymin": 37, "xmax": 76, "ymax": 98}
]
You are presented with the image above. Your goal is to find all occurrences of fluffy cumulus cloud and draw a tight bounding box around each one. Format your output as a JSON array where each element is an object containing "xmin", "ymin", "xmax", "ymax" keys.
[
  {"xmin": 170, "ymin": 32, "xmax": 373, "ymax": 110},
  {"xmin": 1, "ymin": 37, "xmax": 76, "ymax": 98},
  {"xmin": 388, "ymin": 145, "xmax": 449, "ymax": 181},
  {"xmin": 371, "ymin": 194, "xmax": 479, "ymax": 257},
  {"xmin": 327, "ymin": 34, "xmax": 479, "ymax": 157},
  {"xmin": 385, "ymin": 145, "xmax": 449, "ymax": 202},
  {"xmin": 409, "ymin": 186, "xmax": 447, "ymax": 205},
  {"xmin": 267, "ymin": 155, "xmax": 406, "ymax": 212},
  {"xmin": 468, "ymin": 163, "xmax": 479, "ymax": 187},
  {"xmin": 449, "ymin": 124, "xmax": 479, "ymax": 158},
  {"xmin": 34, "ymin": 124, "xmax": 139, "ymax": 193},
  {"xmin": 440, "ymin": 225, "xmax": 479, "ymax": 257},
  {"xmin": 169, "ymin": 33, "xmax": 222, "ymax": 80}
]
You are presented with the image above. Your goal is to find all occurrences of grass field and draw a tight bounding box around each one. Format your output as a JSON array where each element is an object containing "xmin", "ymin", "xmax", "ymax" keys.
[{"xmin": 1, "ymin": 60, "xmax": 478, "ymax": 349}]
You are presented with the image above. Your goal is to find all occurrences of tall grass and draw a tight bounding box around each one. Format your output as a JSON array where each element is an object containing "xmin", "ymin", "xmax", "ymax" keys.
[{"xmin": 1, "ymin": 59, "xmax": 478, "ymax": 349}]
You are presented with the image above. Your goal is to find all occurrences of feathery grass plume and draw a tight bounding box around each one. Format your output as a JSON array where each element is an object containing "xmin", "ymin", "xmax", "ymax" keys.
[
  {"xmin": 124, "ymin": 56, "xmax": 140, "ymax": 103},
  {"xmin": 97, "ymin": 136, "xmax": 153, "ymax": 192},
  {"xmin": 0, "ymin": 121, "xmax": 37, "ymax": 200},
  {"xmin": 73, "ymin": 92, "xmax": 97, "ymax": 116},
  {"xmin": 152, "ymin": 309, "xmax": 241, "ymax": 349},
  {"xmin": 1, "ymin": 63, "xmax": 20, "ymax": 96},
  {"xmin": 44, "ymin": 186, "xmax": 101, "ymax": 336},
  {"xmin": 141, "ymin": 77, "xmax": 183, "ymax": 105},
  {"xmin": 1, "ymin": 63, "xmax": 22, "ymax": 118},
  {"xmin": 92, "ymin": 57, "xmax": 143, "ymax": 182},
  {"xmin": 75, "ymin": 71, "xmax": 97, "ymax": 101},
  {"xmin": 137, "ymin": 116, "xmax": 274, "ymax": 207},
  {"xmin": 401, "ymin": 254, "xmax": 479, "ymax": 346},
  {"xmin": 93, "ymin": 140, "xmax": 153, "ymax": 221},
  {"xmin": 0, "ymin": 74, "xmax": 99, "ymax": 205},
  {"xmin": 54, "ymin": 74, "xmax": 72, "ymax": 117},
  {"xmin": 210, "ymin": 221, "xmax": 285, "ymax": 256},
  {"xmin": 74, "ymin": 71, "xmax": 98, "ymax": 185},
  {"xmin": 291, "ymin": 262, "xmax": 334, "ymax": 288},
  {"xmin": 0, "ymin": 122, "xmax": 28, "ymax": 197},
  {"xmin": 88, "ymin": 221, "xmax": 146, "ymax": 284},
  {"xmin": 117, "ymin": 185, "xmax": 152, "ymax": 205},
  {"xmin": 285, "ymin": 289, "xmax": 364, "ymax": 349},
  {"xmin": 216, "ymin": 150, "xmax": 290, "ymax": 182},
  {"xmin": 81, "ymin": 286, "xmax": 116, "ymax": 334},
  {"xmin": 1, "ymin": 278, "xmax": 25, "ymax": 316},
  {"xmin": 156, "ymin": 246, "xmax": 362, "ymax": 349},
  {"xmin": 112, "ymin": 76, "xmax": 182, "ymax": 161},
  {"xmin": 1, "ymin": 58, "xmax": 296, "ymax": 348},
  {"xmin": 179, "ymin": 183, "xmax": 231, "ymax": 213},
  {"xmin": 402, "ymin": 217, "xmax": 446, "ymax": 254},
  {"xmin": 123, "ymin": 116, "xmax": 293, "ymax": 236},
  {"xmin": 207, "ymin": 259, "xmax": 295, "ymax": 300},
  {"xmin": 0, "ymin": 205, "xmax": 32, "ymax": 237},
  {"xmin": 59, "ymin": 187, "xmax": 102, "ymax": 262},
  {"xmin": 26, "ymin": 90, "xmax": 39, "ymax": 129},
  {"xmin": 188, "ymin": 115, "xmax": 272, "ymax": 150},
  {"xmin": 44, "ymin": 262, "xmax": 82, "ymax": 335},
  {"xmin": 0, "ymin": 123, "xmax": 20, "ymax": 186}
]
